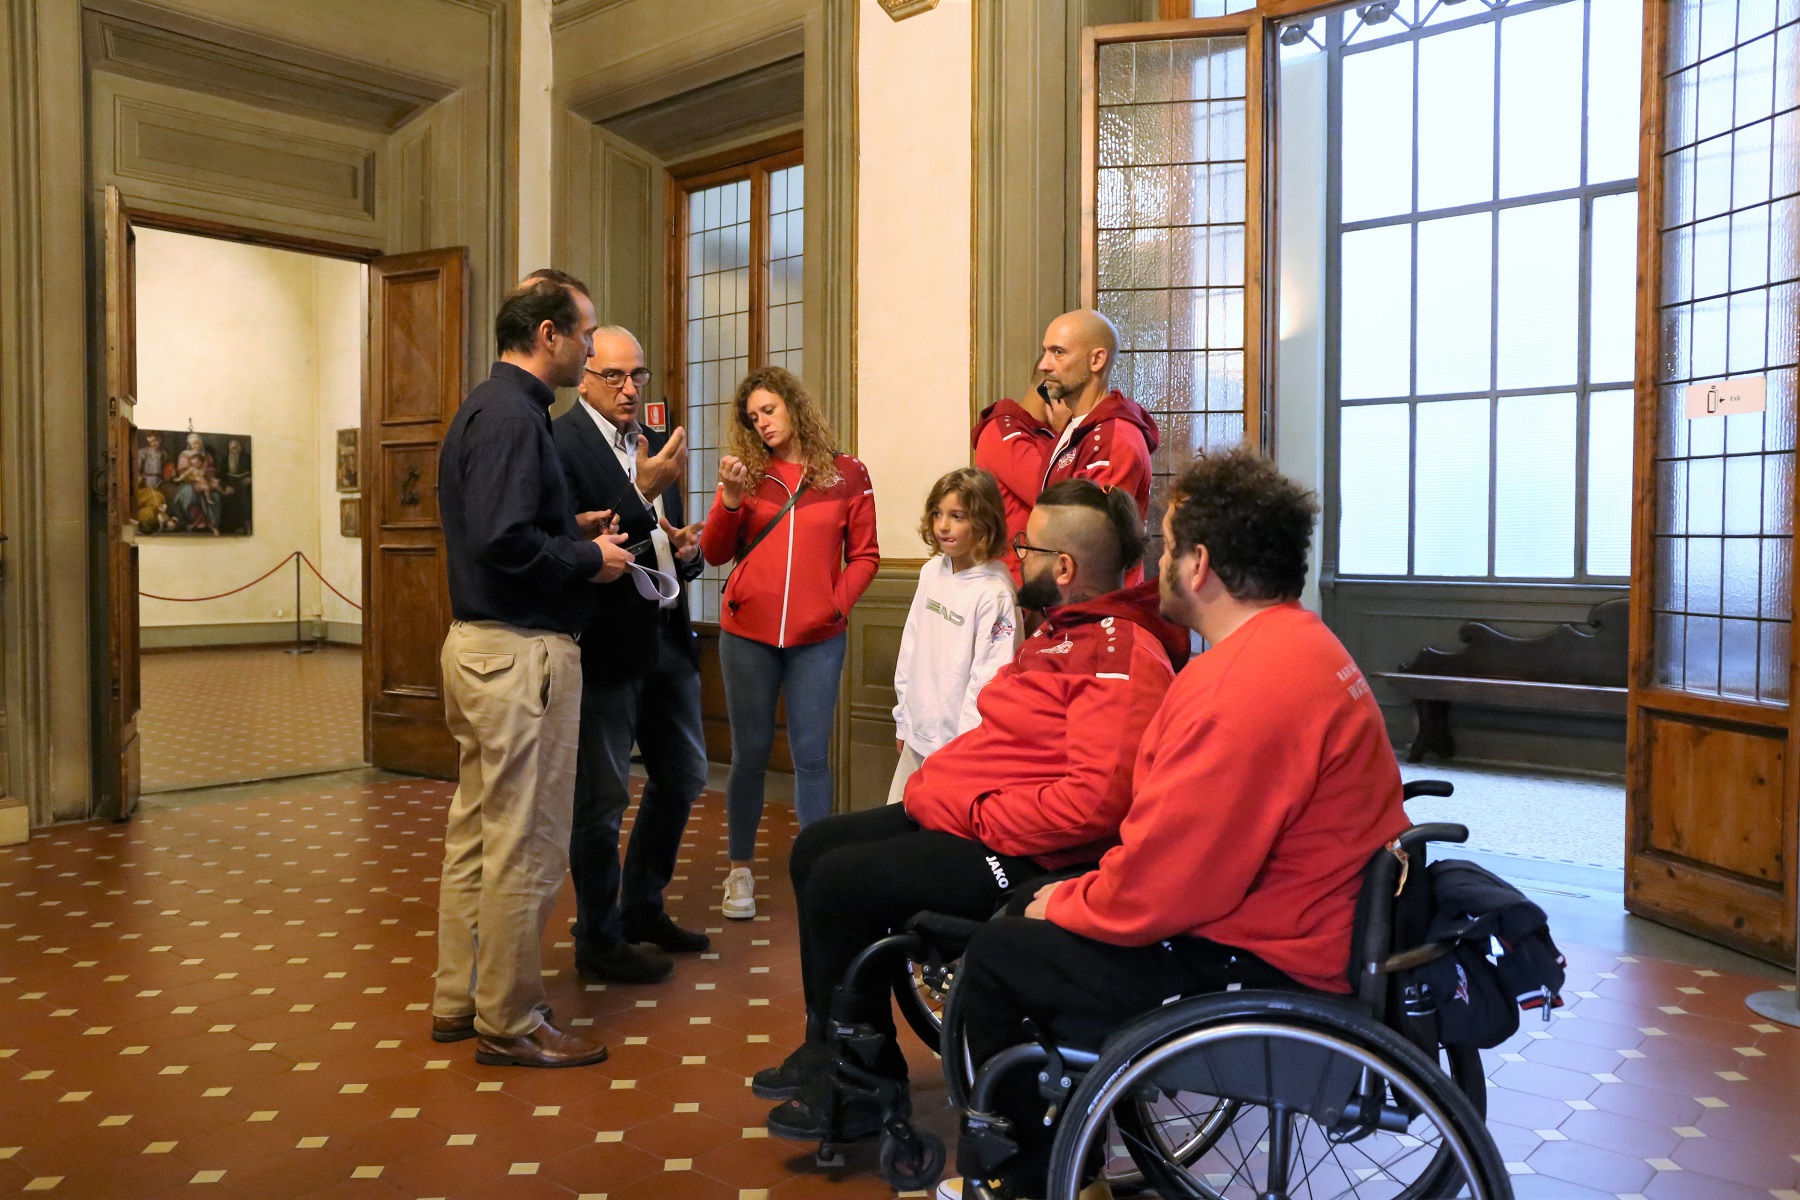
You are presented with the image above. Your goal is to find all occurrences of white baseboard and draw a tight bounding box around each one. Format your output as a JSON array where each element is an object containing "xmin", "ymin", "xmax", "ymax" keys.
[{"xmin": 142, "ymin": 620, "xmax": 363, "ymax": 650}]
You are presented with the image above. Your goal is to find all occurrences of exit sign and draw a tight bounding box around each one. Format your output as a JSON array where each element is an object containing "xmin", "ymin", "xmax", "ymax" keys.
[{"xmin": 1686, "ymin": 375, "xmax": 1766, "ymax": 419}]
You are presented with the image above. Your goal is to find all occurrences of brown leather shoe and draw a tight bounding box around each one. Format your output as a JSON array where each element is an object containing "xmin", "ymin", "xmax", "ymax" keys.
[
  {"xmin": 473, "ymin": 1018, "xmax": 608, "ymax": 1068},
  {"xmin": 431, "ymin": 1003, "xmax": 553, "ymax": 1044}
]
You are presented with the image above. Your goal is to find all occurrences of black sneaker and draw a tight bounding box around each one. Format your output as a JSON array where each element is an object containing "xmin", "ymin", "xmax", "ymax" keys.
[
  {"xmin": 751, "ymin": 1040, "xmax": 832, "ymax": 1100},
  {"xmin": 765, "ymin": 1085, "xmax": 893, "ymax": 1142},
  {"xmin": 622, "ymin": 912, "xmax": 712, "ymax": 954},
  {"xmin": 575, "ymin": 940, "xmax": 673, "ymax": 984}
]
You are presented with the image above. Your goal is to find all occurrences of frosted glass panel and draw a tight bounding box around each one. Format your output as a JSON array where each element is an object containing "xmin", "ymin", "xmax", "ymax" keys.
[
  {"xmin": 1414, "ymin": 398, "xmax": 1491, "ymax": 576},
  {"xmin": 1417, "ymin": 23, "xmax": 1496, "ymax": 211},
  {"xmin": 1339, "ymin": 404, "xmax": 1411, "ymax": 575},
  {"xmin": 1340, "ymin": 225, "xmax": 1412, "ymax": 399},
  {"xmin": 1588, "ymin": 0, "xmax": 1646, "ymax": 184},
  {"xmin": 1496, "ymin": 200, "xmax": 1580, "ymax": 389},
  {"xmin": 1498, "ymin": 1, "xmax": 1584, "ymax": 197},
  {"xmin": 1415, "ymin": 213, "xmax": 1493, "ymax": 395},
  {"xmin": 1586, "ymin": 390, "xmax": 1634, "ymax": 576},
  {"xmin": 1590, "ymin": 192, "xmax": 1640, "ymax": 384},
  {"xmin": 1495, "ymin": 393, "xmax": 1576, "ymax": 577},
  {"xmin": 1341, "ymin": 43, "xmax": 1414, "ymax": 222}
]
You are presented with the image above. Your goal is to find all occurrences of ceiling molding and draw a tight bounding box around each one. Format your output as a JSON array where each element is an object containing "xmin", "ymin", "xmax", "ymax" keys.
[
  {"xmin": 563, "ymin": 25, "xmax": 805, "ymax": 125},
  {"xmin": 82, "ymin": 0, "xmax": 456, "ymax": 132},
  {"xmin": 600, "ymin": 54, "xmax": 804, "ymax": 163},
  {"xmin": 549, "ymin": 0, "xmax": 636, "ymax": 33}
]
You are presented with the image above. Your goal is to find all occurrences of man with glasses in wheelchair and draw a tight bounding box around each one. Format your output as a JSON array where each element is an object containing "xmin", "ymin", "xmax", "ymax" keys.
[
  {"xmin": 940, "ymin": 449, "xmax": 1412, "ymax": 1199},
  {"xmin": 755, "ymin": 480, "xmax": 1189, "ymax": 1142}
]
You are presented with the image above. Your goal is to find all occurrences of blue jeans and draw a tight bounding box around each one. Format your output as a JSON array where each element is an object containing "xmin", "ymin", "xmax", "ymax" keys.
[{"xmin": 718, "ymin": 630, "xmax": 847, "ymax": 861}]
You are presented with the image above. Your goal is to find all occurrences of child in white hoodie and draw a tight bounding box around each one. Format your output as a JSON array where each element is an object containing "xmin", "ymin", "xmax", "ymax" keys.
[{"xmin": 888, "ymin": 467, "xmax": 1020, "ymax": 804}]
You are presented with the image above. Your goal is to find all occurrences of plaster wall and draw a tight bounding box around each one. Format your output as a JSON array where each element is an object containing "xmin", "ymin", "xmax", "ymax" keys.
[
  {"xmin": 855, "ymin": 0, "xmax": 975, "ymax": 554},
  {"xmin": 134, "ymin": 229, "xmax": 364, "ymax": 634}
]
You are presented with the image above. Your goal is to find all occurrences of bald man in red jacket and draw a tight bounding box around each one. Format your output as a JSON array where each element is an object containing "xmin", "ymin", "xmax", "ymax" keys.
[
  {"xmin": 1036, "ymin": 309, "xmax": 1159, "ymax": 522},
  {"xmin": 941, "ymin": 449, "xmax": 1409, "ymax": 1199}
]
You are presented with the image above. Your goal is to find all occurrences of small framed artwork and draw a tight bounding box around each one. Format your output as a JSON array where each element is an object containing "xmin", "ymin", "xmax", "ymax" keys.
[
  {"xmin": 340, "ymin": 496, "xmax": 359, "ymax": 538},
  {"xmin": 336, "ymin": 428, "xmax": 360, "ymax": 492}
]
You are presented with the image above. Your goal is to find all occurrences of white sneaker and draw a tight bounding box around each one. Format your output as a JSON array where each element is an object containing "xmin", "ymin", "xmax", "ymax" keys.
[
  {"xmin": 936, "ymin": 1180, "xmax": 963, "ymax": 1200},
  {"xmin": 722, "ymin": 867, "xmax": 756, "ymax": 919}
]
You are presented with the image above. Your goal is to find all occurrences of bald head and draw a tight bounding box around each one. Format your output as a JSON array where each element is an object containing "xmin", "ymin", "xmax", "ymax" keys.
[{"xmin": 1037, "ymin": 309, "xmax": 1120, "ymax": 417}]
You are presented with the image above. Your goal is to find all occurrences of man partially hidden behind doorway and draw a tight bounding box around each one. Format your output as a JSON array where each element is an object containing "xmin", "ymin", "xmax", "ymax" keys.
[
  {"xmin": 430, "ymin": 271, "xmax": 632, "ymax": 1068},
  {"xmin": 553, "ymin": 325, "xmax": 711, "ymax": 984}
]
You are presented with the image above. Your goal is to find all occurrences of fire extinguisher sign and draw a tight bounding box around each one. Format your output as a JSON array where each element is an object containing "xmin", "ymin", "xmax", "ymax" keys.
[{"xmin": 644, "ymin": 401, "xmax": 668, "ymax": 431}]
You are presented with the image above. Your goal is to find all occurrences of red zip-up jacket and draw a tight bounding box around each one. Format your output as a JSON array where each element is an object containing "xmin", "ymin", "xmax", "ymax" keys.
[
  {"xmin": 1045, "ymin": 603, "xmax": 1409, "ymax": 994},
  {"xmin": 1042, "ymin": 391, "xmax": 1160, "ymax": 521},
  {"xmin": 972, "ymin": 399, "xmax": 1055, "ymax": 586},
  {"xmin": 903, "ymin": 581, "xmax": 1187, "ymax": 870},
  {"xmin": 700, "ymin": 455, "xmax": 881, "ymax": 648}
]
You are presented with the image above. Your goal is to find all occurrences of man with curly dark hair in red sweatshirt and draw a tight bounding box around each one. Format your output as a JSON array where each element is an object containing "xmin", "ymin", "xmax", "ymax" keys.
[
  {"xmin": 756, "ymin": 481, "xmax": 1189, "ymax": 1143},
  {"xmin": 940, "ymin": 448, "xmax": 1410, "ymax": 1200}
]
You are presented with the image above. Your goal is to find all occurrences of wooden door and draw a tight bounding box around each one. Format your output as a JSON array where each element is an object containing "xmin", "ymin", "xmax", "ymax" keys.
[
  {"xmin": 364, "ymin": 248, "xmax": 468, "ymax": 779},
  {"xmin": 102, "ymin": 186, "xmax": 141, "ymax": 821},
  {"xmin": 1626, "ymin": 0, "xmax": 1799, "ymax": 965}
]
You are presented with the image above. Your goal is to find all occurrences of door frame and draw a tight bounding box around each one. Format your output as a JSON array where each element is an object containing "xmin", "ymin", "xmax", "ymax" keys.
[{"xmin": 96, "ymin": 201, "xmax": 383, "ymax": 815}]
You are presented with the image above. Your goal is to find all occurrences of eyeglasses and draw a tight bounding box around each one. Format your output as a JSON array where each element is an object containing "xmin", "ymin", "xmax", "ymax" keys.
[
  {"xmin": 1011, "ymin": 531, "xmax": 1063, "ymax": 561},
  {"xmin": 584, "ymin": 366, "xmax": 652, "ymax": 388}
]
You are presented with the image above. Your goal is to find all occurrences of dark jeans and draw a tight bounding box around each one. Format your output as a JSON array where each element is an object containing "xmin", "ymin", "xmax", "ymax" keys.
[
  {"xmin": 955, "ymin": 916, "xmax": 1298, "ymax": 1195},
  {"xmin": 569, "ymin": 620, "xmax": 707, "ymax": 956},
  {"xmin": 787, "ymin": 804, "xmax": 1047, "ymax": 1080},
  {"xmin": 718, "ymin": 630, "xmax": 847, "ymax": 860}
]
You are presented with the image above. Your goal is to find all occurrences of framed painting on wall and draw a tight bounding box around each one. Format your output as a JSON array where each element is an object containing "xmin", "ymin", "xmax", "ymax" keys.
[
  {"xmin": 134, "ymin": 428, "xmax": 252, "ymax": 536},
  {"xmin": 336, "ymin": 428, "xmax": 359, "ymax": 492},
  {"xmin": 340, "ymin": 496, "xmax": 359, "ymax": 539}
]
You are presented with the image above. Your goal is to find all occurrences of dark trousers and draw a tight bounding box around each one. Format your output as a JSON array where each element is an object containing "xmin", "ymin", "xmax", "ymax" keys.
[
  {"xmin": 957, "ymin": 916, "xmax": 1297, "ymax": 1195},
  {"xmin": 789, "ymin": 803, "xmax": 1048, "ymax": 1081},
  {"xmin": 569, "ymin": 619, "xmax": 707, "ymax": 955}
]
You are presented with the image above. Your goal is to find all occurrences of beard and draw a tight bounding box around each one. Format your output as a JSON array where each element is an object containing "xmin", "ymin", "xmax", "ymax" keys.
[{"xmin": 1016, "ymin": 569, "xmax": 1061, "ymax": 612}]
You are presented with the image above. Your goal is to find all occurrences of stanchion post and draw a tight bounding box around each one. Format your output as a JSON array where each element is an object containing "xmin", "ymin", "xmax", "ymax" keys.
[{"xmin": 286, "ymin": 550, "xmax": 315, "ymax": 656}]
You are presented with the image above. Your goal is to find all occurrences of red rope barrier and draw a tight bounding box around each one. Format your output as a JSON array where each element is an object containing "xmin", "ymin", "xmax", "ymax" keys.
[
  {"xmin": 138, "ymin": 552, "xmax": 298, "ymax": 603},
  {"xmin": 138, "ymin": 549, "xmax": 364, "ymax": 612},
  {"xmin": 298, "ymin": 551, "xmax": 364, "ymax": 612}
]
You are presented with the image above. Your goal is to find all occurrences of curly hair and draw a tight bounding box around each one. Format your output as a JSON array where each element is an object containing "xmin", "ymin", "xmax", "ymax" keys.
[
  {"xmin": 1165, "ymin": 448, "xmax": 1319, "ymax": 601},
  {"xmin": 918, "ymin": 468, "xmax": 1008, "ymax": 563},
  {"xmin": 728, "ymin": 366, "xmax": 842, "ymax": 492}
]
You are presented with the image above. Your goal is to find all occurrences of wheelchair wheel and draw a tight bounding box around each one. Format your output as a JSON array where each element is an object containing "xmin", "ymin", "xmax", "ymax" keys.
[
  {"xmin": 1101, "ymin": 1090, "xmax": 1240, "ymax": 1194},
  {"xmin": 1048, "ymin": 992, "xmax": 1510, "ymax": 1200},
  {"xmin": 893, "ymin": 956, "xmax": 953, "ymax": 1054}
]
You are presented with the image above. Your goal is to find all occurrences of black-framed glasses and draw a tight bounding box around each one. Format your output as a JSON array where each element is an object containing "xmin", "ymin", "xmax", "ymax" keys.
[
  {"xmin": 1011, "ymin": 531, "xmax": 1063, "ymax": 561},
  {"xmin": 584, "ymin": 366, "xmax": 652, "ymax": 388}
]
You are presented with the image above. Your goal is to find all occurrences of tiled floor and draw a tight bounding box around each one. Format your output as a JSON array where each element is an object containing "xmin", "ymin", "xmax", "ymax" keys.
[
  {"xmin": 139, "ymin": 646, "xmax": 364, "ymax": 793},
  {"xmin": 3, "ymin": 775, "xmax": 1799, "ymax": 1199}
]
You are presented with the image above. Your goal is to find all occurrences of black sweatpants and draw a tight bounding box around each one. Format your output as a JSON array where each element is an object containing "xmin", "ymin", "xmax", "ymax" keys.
[
  {"xmin": 788, "ymin": 804, "xmax": 1051, "ymax": 1080},
  {"xmin": 956, "ymin": 915, "xmax": 1298, "ymax": 1195}
]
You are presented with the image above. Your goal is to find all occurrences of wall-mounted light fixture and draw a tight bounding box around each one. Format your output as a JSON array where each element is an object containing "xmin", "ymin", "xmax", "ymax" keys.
[{"xmin": 878, "ymin": 0, "xmax": 941, "ymax": 20}]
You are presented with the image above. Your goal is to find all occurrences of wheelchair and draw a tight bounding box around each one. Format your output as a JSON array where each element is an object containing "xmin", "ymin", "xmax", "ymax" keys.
[{"xmin": 807, "ymin": 780, "xmax": 1513, "ymax": 1199}]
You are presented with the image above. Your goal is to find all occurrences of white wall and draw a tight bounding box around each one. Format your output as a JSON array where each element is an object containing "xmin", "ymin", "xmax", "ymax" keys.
[
  {"xmin": 135, "ymin": 229, "xmax": 364, "ymax": 636},
  {"xmin": 855, "ymin": 0, "xmax": 974, "ymax": 556},
  {"xmin": 1274, "ymin": 47, "xmax": 1329, "ymax": 614}
]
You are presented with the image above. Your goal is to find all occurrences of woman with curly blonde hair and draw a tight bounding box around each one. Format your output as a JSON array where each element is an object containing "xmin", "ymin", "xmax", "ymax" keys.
[{"xmin": 699, "ymin": 366, "xmax": 880, "ymax": 919}]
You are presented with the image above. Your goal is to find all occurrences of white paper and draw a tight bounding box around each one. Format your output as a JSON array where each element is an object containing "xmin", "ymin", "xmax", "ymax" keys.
[{"xmin": 1686, "ymin": 375, "xmax": 1767, "ymax": 419}]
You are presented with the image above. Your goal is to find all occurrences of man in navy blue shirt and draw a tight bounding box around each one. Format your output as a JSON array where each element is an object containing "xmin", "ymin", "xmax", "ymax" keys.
[{"xmin": 431, "ymin": 270, "xmax": 632, "ymax": 1069}]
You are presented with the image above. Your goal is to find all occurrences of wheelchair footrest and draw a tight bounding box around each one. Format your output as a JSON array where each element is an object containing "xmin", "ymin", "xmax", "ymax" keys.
[{"xmin": 956, "ymin": 1110, "xmax": 1019, "ymax": 1182}]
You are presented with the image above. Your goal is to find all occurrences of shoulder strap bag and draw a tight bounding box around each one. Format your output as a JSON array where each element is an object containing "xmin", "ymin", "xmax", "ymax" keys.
[{"xmin": 721, "ymin": 479, "xmax": 809, "ymax": 593}]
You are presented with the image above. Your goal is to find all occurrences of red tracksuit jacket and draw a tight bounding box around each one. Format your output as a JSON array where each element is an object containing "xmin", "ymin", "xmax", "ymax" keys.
[
  {"xmin": 972, "ymin": 399, "xmax": 1055, "ymax": 585},
  {"xmin": 1045, "ymin": 603, "xmax": 1410, "ymax": 994},
  {"xmin": 699, "ymin": 455, "xmax": 881, "ymax": 648},
  {"xmin": 903, "ymin": 581, "xmax": 1187, "ymax": 871},
  {"xmin": 1041, "ymin": 391, "xmax": 1160, "ymax": 522}
]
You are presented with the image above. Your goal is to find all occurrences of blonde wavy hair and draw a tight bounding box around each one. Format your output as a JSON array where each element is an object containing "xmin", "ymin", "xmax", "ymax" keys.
[
  {"xmin": 728, "ymin": 366, "xmax": 842, "ymax": 491},
  {"xmin": 919, "ymin": 468, "xmax": 1008, "ymax": 563}
]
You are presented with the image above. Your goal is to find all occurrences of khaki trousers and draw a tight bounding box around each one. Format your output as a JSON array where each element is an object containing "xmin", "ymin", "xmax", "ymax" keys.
[{"xmin": 432, "ymin": 620, "xmax": 582, "ymax": 1037}]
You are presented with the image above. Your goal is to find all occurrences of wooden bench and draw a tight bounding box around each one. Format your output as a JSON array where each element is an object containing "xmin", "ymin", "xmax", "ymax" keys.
[{"xmin": 1373, "ymin": 598, "xmax": 1628, "ymax": 763}]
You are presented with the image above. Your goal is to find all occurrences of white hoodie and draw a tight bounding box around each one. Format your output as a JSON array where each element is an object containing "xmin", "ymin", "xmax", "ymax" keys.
[{"xmin": 891, "ymin": 555, "xmax": 1021, "ymax": 757}]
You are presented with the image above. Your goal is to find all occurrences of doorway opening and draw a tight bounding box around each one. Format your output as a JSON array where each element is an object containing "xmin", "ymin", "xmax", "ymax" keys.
[{"xmin": 132, "ymin": 227, "xmax": 368, "ymax": 794}]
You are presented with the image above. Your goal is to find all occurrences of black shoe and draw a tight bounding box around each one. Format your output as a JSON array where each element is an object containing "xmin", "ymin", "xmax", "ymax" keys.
[
  {"xmin": 765, "ymin": 1085, "xmax": 893, "ymax": 1142},
  {"xmin": 575, "ymin": 940, "xmax": 673, "ymax": 984},
  {"xmin": 751, "ymin": 1040, "xmax": 832, "ymax": 1100},
  {"xmin": 622, "ymin": 912, "xmax": 712, "ymax": 954}
]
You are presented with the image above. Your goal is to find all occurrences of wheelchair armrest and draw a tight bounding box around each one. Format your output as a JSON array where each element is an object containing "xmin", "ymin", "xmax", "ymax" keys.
[
  {"xmin": 1402, "ymin": 779, "xmax": 1454, "ymax": 800},
  {"xmin": 1397, "ymin": 822, "xmax": 1468, "ymax": 854},
  {"xmin": 1381, "ymin": 939, "xmax": 1456, "ymax": 974},
  {"xmin": 905, "ymin": 911, "xmax": 986, "ymax": 945}
]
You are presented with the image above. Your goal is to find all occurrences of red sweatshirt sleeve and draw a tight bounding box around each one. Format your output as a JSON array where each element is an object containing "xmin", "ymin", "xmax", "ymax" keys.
[
  {"xmin": 831, "ymin": 458, "xmax": 881, "ymax": 614},
  {"xmin": 965, "ymin": 634, "xmax": 1171, "ymax": 859},
  {"xmin": 976, "ymin": 415, "xmax": 1048, "ymax": 507},
  {"xmin": 1077, "ymin": 422, "xmax": 1154, "ymax": 517},
  {"xmin": 699, "ymin": 487, "xmax": 746, "ymax": 567},
  {"xmin": 1045, "ymin": 710, "xmax": 1304, "ymax": 946}
]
